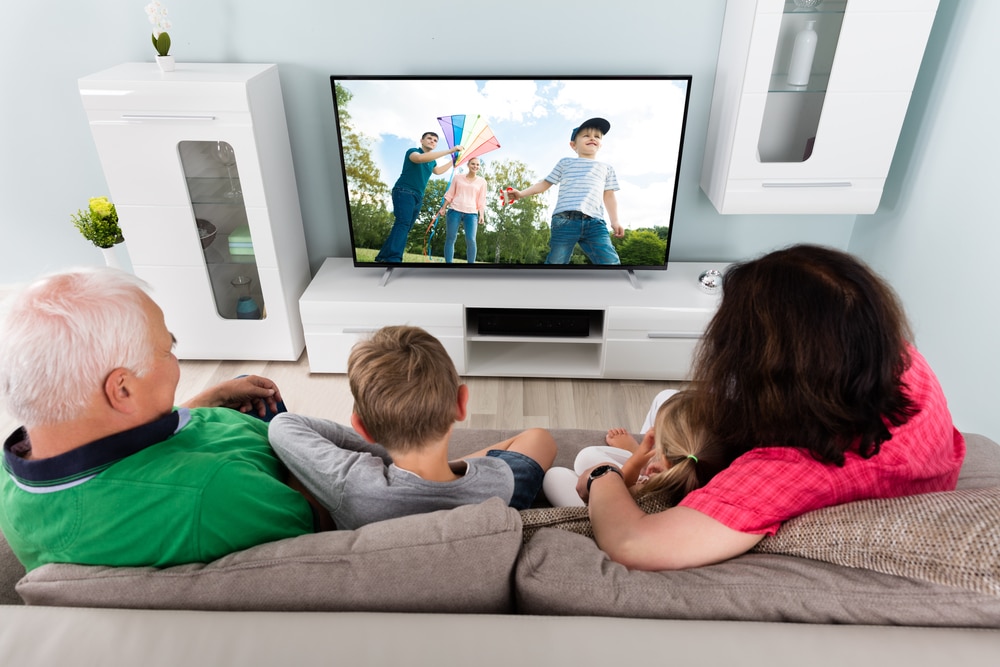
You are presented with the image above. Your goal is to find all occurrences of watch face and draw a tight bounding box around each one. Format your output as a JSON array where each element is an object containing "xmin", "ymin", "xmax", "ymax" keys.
[{"xmin": 591, "ymin": 465, "xmax": 613, "ymax": 478}]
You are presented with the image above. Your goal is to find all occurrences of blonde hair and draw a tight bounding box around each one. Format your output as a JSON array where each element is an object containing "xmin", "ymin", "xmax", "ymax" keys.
[
  {"xmin": 347, "ymin": 326, "xmax": 460, "ymax": 453},
  {"xmin": 0, "ymin": 268, "xmax": 153, "ymax": 427},
  {"xmin": 632, "ymin": 390, "xmax": 726, "ymax": 504}
]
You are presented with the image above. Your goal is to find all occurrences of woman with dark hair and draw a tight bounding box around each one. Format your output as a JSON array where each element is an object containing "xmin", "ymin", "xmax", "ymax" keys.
[{"xmin": 577, "ymin": 244, "xmax": 965, "ymax": 570}]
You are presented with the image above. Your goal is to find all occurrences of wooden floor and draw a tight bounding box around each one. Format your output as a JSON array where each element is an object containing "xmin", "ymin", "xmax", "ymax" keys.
[{"xmin": 0, "ymin": 349, "xmax": 683, "ymax": 437}]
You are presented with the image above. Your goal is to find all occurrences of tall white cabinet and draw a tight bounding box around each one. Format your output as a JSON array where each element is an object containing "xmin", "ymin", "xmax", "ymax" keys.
[
  {"xmin": 700, "ymin": 0, "xmax": 939, "ymax": 214},
  {"xmin": 78, "ymin": 63, "xmax": 310, "ymax": 360}
]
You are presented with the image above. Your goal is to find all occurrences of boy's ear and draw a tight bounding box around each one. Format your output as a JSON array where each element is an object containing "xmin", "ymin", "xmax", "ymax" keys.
[
  {"xmin": 455, "ymin": 384, "xmax": 469, "ymax": 422},
  {"xmin": 350, "ymin": 412, "xmax": 378, "ymax": 443}
]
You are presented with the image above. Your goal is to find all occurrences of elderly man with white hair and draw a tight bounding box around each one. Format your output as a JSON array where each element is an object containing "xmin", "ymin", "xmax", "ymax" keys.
[{"xmin": 0, "ymin": 268, "xmax": 317, "ymax": 572}]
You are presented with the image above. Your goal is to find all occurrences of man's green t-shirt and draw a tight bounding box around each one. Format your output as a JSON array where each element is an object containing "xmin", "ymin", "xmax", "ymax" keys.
[{"xmin": 0, "ymin": 408, "xmax": 314, "ymax": 572}]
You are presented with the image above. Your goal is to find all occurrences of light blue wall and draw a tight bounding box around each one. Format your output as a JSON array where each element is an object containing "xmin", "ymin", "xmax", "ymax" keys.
[
  {"xmin": 850, "ymin": 0, "xmax": 1000, "ymax": 442},
  {"xmin": 2, "ymin": 1, "xmax": 994, "ymax": 440},
  {"xmin": 1, "ymin": 0, "xmax": 853, "ymax": 282}
]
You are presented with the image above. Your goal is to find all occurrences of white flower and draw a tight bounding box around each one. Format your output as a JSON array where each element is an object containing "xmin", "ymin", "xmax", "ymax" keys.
[{"xmin": 144, "ymin": 2, "xmax": 170, "ymax": 32}]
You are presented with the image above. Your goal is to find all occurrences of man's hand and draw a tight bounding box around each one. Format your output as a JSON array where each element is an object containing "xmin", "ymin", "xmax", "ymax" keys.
[{"xmin": 182, "ymin": 375, "xmax": 283, "ymax": 417}]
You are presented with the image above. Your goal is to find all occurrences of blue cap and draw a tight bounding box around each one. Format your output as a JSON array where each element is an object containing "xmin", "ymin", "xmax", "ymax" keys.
[{"xmin": 571, "ymin": 117, "xmax": 610, "ymax": 141}]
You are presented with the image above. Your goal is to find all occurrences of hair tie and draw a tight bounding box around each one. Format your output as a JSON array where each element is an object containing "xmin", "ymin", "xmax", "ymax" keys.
[{"xmin": 686, "ymin": 455, "xmax": 698, "ymax": 464}]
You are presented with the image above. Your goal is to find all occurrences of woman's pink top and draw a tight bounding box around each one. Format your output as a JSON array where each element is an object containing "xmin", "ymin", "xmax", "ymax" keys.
[
  {"xmin": 679, "ymin": 347, "xmax": 966, "ymax": 535},
  {"xmin": 444, "ymin": 174, "xmax": 487, "ymax": 214}
]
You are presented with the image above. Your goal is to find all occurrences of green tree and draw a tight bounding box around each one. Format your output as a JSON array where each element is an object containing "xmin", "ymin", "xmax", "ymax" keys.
[
  {"xmin": 617, "ymin": 229, "xmax": 668, "ymax": 266},
  {"xmin": 335, "ymin": 83, "xmax": 390, "ymax": 207},
  {"xmin": 347, "ymin": 202, "xmax": 394, "ymax": 250},
  {"xmin": 417, "ymin": 178, "xmax": 451, "ymax": 260},
  {"xmin": 336, "ymin": 83, "xmax": 393, "ymax": 253},
  {"xmin": 480, "ymin": 159, "xmax": 550, "ymax": 264}
]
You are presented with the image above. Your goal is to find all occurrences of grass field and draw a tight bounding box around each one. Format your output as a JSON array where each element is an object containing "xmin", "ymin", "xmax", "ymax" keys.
[{"xmin": 354, "ymin": 248, "xmax": 469, "ymax": 264}]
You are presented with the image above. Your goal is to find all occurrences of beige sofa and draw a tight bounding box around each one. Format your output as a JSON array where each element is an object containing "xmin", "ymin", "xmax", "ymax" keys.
[{"xmin": 2, "ymin": 429, "xmax": 1000, "ymax": 666}]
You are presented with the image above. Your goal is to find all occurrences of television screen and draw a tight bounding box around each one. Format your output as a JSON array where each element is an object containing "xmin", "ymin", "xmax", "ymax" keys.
[{"xmin": 329, "ymin": 75, "xmax": 692, "ymax": 270}]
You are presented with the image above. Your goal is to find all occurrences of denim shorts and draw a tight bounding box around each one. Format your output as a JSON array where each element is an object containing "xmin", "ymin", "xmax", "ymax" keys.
[{"xmin": 487, "ymin": 450, "xmax": 545, "ymax": 510}]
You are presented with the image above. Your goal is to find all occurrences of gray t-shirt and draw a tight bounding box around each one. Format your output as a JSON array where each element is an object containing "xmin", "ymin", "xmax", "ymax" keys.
[{"xmin": 268, "ymin": 413, "xmax": 514, "ymax": 530}]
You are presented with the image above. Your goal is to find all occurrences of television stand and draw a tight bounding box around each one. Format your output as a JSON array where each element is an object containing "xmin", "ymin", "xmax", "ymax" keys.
[
  {"xmin": 379, "ymin": 266, "xmax": 394, "ymax": 287},
  {"xmin": 299, "ymin": 258, "xmax": 727, "ymax": 380},
  {"xmin": 624, "ymin": 269, "xmax": 640, "ymax": 290}
]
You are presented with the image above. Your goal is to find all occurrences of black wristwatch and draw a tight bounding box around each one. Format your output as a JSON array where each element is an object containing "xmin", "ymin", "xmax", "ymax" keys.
[{"xmin": 586, "ymin": 464, "xmax": 624, "ymax": 493}]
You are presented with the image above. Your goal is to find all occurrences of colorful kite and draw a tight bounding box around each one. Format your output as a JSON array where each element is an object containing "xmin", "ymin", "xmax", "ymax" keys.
[
  {"xmin": 424, "ymin": 114, "xmax": 501, "ymax": 260},
  {"xmin": 437, "ymin": 114, "xmax": 501, "ymax": 167}
]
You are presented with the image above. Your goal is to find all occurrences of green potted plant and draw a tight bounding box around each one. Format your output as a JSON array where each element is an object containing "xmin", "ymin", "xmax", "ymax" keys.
[
  {"xmin": 71, "ymin": 196, "xmax": 125, "ymax": 268},
  {"xmin": 145, "ymin": 1, "xmax": 174, "ymax": 72}
]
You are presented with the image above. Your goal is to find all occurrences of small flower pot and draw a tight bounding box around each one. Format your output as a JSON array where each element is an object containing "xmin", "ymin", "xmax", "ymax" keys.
[{"xmin": 156, "ymin": 55, "xmax": 175, "ymax": 72}]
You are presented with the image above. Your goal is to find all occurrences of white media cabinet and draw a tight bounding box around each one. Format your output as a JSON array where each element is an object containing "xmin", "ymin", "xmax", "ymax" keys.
[{"xmin": 300, "ymin": 258, "xmax": 726, "ymax": 380}]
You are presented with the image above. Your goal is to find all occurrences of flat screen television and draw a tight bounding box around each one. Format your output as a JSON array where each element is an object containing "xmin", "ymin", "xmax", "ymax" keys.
[{"xmin": 329, "ymin": 75, "xmax": 692, "ymax": 271}]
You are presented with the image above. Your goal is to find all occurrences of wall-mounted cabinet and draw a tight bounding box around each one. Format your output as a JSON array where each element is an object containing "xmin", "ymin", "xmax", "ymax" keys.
[
  {"xmin": 79, "ymin": 63, "xmax": 310, "ymax": 360},
  {"xmin": 700, "ymin": 0, "xmax": 939, "ymax": 214}
]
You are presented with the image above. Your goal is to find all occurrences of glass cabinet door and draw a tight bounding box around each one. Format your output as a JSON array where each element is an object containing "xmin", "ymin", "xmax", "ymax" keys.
[
  {"xmin": 757, "ymin": 1, "xmax": 847, "ymax": 163},
  {"xmin": 178, "ymin": 140, "xmax": 266, "ymax": 320}
]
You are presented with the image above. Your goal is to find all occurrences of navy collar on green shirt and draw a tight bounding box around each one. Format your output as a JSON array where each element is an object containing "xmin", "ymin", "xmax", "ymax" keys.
[{"xmin": 2, "ymin": 409, "xmax": 191, "ymax": 493}]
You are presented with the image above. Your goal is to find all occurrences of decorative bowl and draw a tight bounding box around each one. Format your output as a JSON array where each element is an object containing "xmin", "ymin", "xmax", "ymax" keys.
[
  {"xmin": 698, "ymin": 269, "xmax": 723, "ymax": 294},
  {"xmin": 196, "ymin": 218, "xmax": 217, "ymax": 249}
]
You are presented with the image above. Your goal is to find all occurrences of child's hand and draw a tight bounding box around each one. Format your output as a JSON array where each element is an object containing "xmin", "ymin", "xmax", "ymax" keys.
[
  {"xmin": 621, "ymin": 430, "xmax": 656, "ymax": 487},
  {"xmin": 611, "ymin": 221, "xmax": 625, "ymax": 238},
  {"xmin": 505, "ymin": 188, "xmax": 522, "ymax": 203}
]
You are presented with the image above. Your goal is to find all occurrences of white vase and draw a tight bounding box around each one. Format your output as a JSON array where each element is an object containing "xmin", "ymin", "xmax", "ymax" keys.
[
  {"xmin": 101, "ymin": 246, "xmax": 123, "ymax": 270},
  {"xmin": 155, "ymin": 55, "xmax": 175, "ymax": 72},
  {"xmin": 787, "ymin": 20, "xmax": 818, "ymax": 86}
]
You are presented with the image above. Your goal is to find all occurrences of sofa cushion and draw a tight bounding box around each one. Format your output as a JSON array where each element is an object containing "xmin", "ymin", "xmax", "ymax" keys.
[
  {"xmin": 520, "ymin": 491, "xmax": 672, "ymax": 541},
  {"xmin": 753, "ymin": 486, "xmax": 1000, "ymax": 596},
  {"xmin": 0, "ymin": 530, "xmax": 25, "ymax": 606},
  {"xmin": 16, "ymin": 498, "xmax": 521, "ymax": 612},
  {"xmin": 522, "ymin": 487, "xmax": 1000, "ymax": 597},
  {"xmin": 515, "ymin": 528, "xmax": 1000, "ymax": 627},
  {"xmin": 956, "ymin": 433, "xmax": 1000, "ymax": 488},
  {"xmin": 517, "ymin": 433, "xmax": 1000, "ymax": 625}
]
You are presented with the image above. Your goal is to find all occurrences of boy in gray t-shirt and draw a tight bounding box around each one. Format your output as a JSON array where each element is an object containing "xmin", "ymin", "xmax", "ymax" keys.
[{"xmin": 269, "ymin": 326, "xmax": 556, "ymax": 530}]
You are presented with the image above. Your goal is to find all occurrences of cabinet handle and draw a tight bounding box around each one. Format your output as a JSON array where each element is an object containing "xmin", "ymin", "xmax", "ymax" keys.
[
  {"xmin": 120, "ymin": 114, "xmax": 217, "ymax": 121},
  {"xmin": 761, "ymin": 182, "xmax": 852, "ymax": 188},
  {"xmin": 647, "ymin": 332, "xmax": 701, "ymax": 339}
]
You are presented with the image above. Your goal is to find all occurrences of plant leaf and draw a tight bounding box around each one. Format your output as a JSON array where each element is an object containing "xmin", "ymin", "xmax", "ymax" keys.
[{"xmin": 153, "ymin": 32, "xmax": 171, "ymax": 56}]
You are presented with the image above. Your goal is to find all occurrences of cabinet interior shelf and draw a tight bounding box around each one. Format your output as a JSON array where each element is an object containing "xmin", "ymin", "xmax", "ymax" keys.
[
  {"xmin": 186, "ymin": 177, "xmax": 245, "ymax": 205},
  {"xmin": 768, "ymin": 73, "xmax": 831, "ymax": 94}
]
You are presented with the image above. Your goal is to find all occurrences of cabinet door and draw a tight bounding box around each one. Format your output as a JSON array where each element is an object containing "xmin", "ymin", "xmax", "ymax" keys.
[
  {"xmin": 604, "ymin": 339, "xmax": 699, "ymax": 381},
  {"xmin": 701, "ymin": 0, "xmax": 939, "ymax": 214},
  {"xmin": 604, "ymin": 306, "xmax": 709, "ymax": 380}
]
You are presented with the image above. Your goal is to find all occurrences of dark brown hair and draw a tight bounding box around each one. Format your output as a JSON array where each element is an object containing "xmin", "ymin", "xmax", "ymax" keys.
[
  {"xmin": 348, "ymin": 325, "xmax": 460, "ymax": 453},
  {"xmin": 689, "ymin": 244, "xmax": 917, "ymax": 466}
]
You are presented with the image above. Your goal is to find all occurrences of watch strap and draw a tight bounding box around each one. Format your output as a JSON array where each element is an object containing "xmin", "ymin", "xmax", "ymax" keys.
[{"xmin": 586, "ymin": 464, "xmax": 624, "ymax": 493}]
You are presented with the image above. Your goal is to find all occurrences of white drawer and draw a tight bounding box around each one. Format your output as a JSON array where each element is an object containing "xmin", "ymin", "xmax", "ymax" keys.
[
  {"xmin": 304, "ymin": 331, "xmax": 465, "ymax": 374},
  {"xmin": 606, "ymin": 306, "xmax": 712, "ymax": 336},
  {"xmin": 299, "ymin": 301, "xmax": 463, "ymax": 329},
  {"xmin": 603, "ymin": 339, "xmax": 698, "ymax": 381}
]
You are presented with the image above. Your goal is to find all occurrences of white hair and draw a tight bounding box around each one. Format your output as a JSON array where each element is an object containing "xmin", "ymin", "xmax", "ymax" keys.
[{"xmin": 0, "ymin": 268, "xmax": 155, "ymax": 428}]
